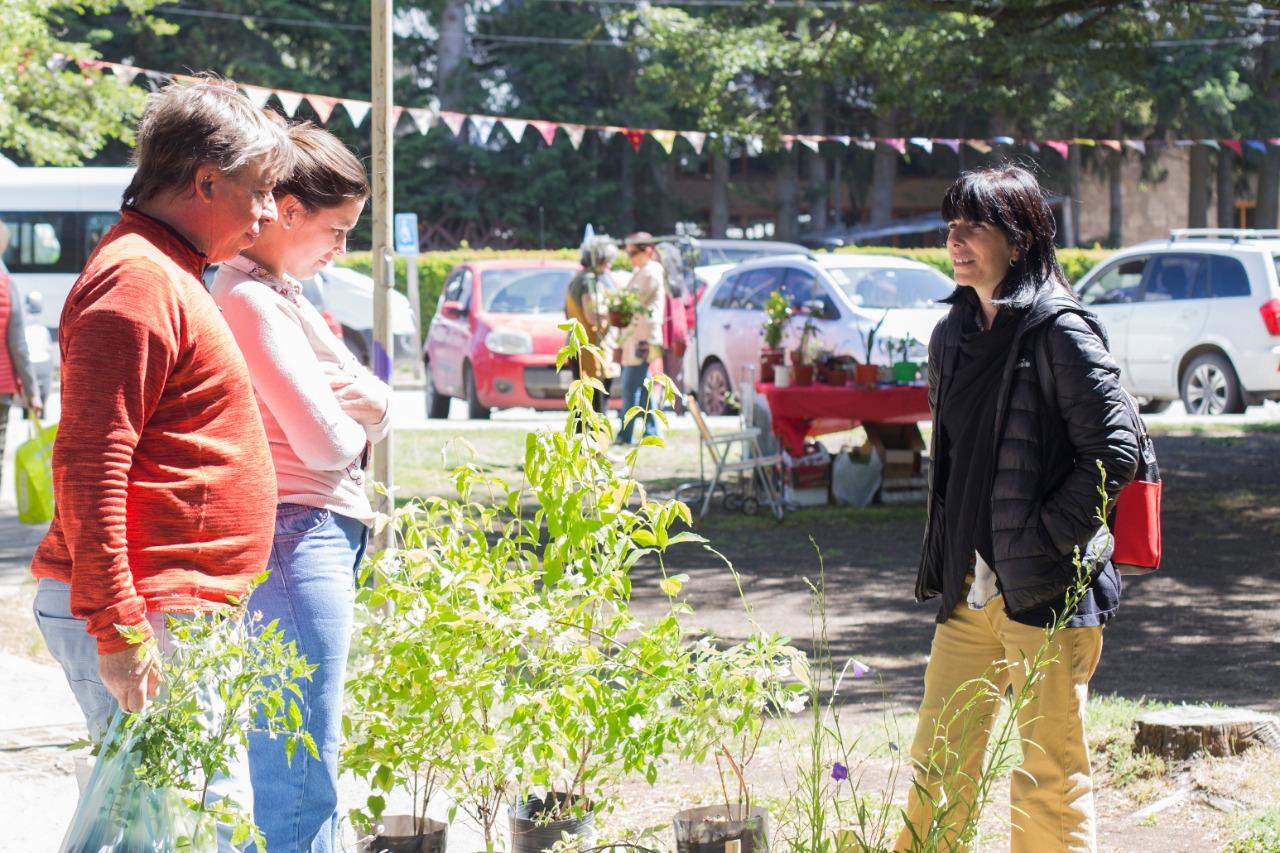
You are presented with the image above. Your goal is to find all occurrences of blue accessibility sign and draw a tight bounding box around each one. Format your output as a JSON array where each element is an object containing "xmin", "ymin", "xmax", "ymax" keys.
[{"xmin": 394, "ymin": 212, "xmax": 420, "ymax": 255}]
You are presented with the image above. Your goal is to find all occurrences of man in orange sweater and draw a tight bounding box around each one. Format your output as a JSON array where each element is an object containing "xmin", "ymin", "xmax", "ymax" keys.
[{"xmin": 30, "ymin": 82, "xmax": 292, "ymax": 748}]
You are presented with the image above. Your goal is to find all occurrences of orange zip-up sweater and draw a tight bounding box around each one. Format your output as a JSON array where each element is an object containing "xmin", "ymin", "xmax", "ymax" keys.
[{"xmin": 31, "ymin": 210, "xmax": 276, "ymax": 654}]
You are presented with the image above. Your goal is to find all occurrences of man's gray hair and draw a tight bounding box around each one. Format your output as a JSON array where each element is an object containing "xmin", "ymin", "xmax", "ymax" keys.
[
  {"xmin": 579, "ymin": 235, "xmax": 618, "ymax": 270},
  {"xmin": 123, "ymin": 81, "xmax": 295, "ymax": 207}
]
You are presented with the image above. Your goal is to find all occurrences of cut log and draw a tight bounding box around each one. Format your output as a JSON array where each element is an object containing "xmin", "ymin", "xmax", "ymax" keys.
[{"xmin": 1134, "ymin": 707, "xmax": 1280, "ymax": 761}]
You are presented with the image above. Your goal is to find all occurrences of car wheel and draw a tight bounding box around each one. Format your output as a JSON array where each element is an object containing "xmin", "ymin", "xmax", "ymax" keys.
[
  {"xmin": 1137, "ymin": 398, "xmax": 1172, "ymax": 415},
  {"xmin": 464, "ymin": 364, "xmax": 491, "ymax": 420},
  {"xmin": 698, "ymin": 361, "xmax": 737, "ymax": 416},
  {"xmin": 1180, "ymin": 353, "xmax": 1245, "ymax": 415},
  {"xmin": 425, "ymin": 363, "xmax": 450, "ymax": 419}
]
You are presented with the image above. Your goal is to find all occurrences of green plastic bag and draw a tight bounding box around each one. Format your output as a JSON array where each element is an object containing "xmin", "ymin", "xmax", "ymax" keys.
[{"xmin": 15, "ymin": 415, "xmax": 56, "ymax": 524}]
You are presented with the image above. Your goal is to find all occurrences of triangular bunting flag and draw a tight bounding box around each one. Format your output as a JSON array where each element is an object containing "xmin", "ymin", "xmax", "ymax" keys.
[
  {"xmin": 306, "ymin": 95, "xmax": 339, "ymax": 124},
  {"xmin": 409, "ymin": 107, "xmax": 436, "ymax": 135},
  {"xmin": 651, "ymin": 130, "xmax": 677, "ymax": 154},
  {"xmin": 341, "ymin": 100, "xmax": 371, "ymax": 128},
  {"xmin": 624, "ymin": 129, "xmax": 646, "ymax": 153},
  {"xmin": 1124, "ymin": 140, "xmax": 1146, "ymax": 155},
  {"xmin": 1174, "ymin": 139, "xmax": 1196, "ymax": 147},
  {"xmin": 680, "ymin": 131, "xmax": 706, "ymax": 154},
  {"xmin": 1100, "ymin": 139, "xmax": 1122, "ymax": 153},
  {"xmin": 1027, "ymin": 142, "xmax": 1040, "ymax": 154},
  {"xmin": 530, "ymin": 120, "xmax": 559, "ymax": 146},
  {"xmin": 1247, "ymin": 139, "xmax": 1267, "ymax": 154},
  {"xmin": 966, "ymin": 139, "xmax": 992, "ymax": 154},
  {"xmin": 1221, "ymin": 139, "xmax": 1242, "ymax": 156},
  {"xmin": 501, "ymin": 118, "xmax": 528, "ymax": 143},
  {"xmin": 909, "ymin": 137, "xmax": 933, "ymax": 155},
  {"xmin": 1200, "ymin": 139, "xmax": 1221, "ymax": 151},
  {"xmin": 782, "ymin": 136, "xmax": 795, "ymax": 152},
  {"xmin": 391, "ymin": 106, "xmax": 405, "ymax": 128},
  {"xmin": 1269, "ymin": 138, "xmax": 1280, "ymax": 147},
  {"xmin": 563, "ymin": 124, "xmax": 587, "ymax": 150},
  {"xmin": 472, "ymin": 116, "xmax": 497, "ymax": 145},
  {"xmin": 853, "ymin": 139, "xmax": 876, "ymax": 151},
  {"xmin": 1046, "ymin": 140, "xmax": 1070, "ymax": 159},
  {"xmin": 1070, "ymin": 138, "xmax": 1097, "ymax": 147},
  {"xmin": 110, "ymin": 64, "xmax": 140, "ymax": 85},
  {"xmin": 242, "ymin": 85, "xmax": 272, "ymax": 109},
  {"xmin": 144, "ymin": 70, "xmax": 170, "ymax": 90},
  {"xmin": 745, "ymin": 135, "xmax": 765, "ymax": 156},
  {"xmin": 936, "ymin": 138, "xmax": 961, "ymax": 154},
  {"xmin": 881, "ymin": 137, "xmax": 907, "ymax": 155},
  {"xmin": 797, "ymin": 136, "xmax": 821, "ymax": 154},
  {"xmin": 440, "ymin": 111, "xmax": 468, "ymax": 136},
  {"xmin": 79, "ymin": 58, "xmax": 106, "ymax": 71},
  {"xmin": 275, "ymin": 90, "xmax": 304, "ymax": 117},
  {"xmin": 991, "ymin": 135, "xmax": 1015, "ymax": 145},
  {"xmin": 830, "ymin": 135, "xmax": 851, "ymax": 147},
  {"xmin": 599, "ymin": 126, "xmax": 621, "ymax": 144}
]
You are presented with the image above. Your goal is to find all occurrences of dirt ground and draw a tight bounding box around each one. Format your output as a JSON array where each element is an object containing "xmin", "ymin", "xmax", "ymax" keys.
[{"xmin": 611, "ymin": 425, "xmax": 1280, "ymax": 852}]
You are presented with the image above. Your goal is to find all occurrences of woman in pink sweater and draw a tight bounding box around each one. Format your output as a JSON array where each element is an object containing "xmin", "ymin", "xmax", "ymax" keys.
[{"xmin": 210, "ymin": 123, "xmax": 389, "ymax": 853}]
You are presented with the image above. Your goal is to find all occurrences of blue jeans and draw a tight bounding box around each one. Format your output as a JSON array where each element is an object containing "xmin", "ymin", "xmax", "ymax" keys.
[
  {"xmin": 247, "ymin": 504, "xmax": 366, "ymax": 853},
  {"xmin": 618, "ymin": 363, "xmax": 660, "ymax": 444},
  {"xmin": 33, "ymin": 577, "xmax": 254, "ymax": 850}
]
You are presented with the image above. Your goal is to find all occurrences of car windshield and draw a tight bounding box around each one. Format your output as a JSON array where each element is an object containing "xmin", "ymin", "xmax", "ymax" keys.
[
  {"xmin": 480, "ymin": 268, "xmax": 573, "ymax": 314},
  {"xmin": 699, "ymin": 245, "xmax": 799, "ymax": 265},
  {"xmin": 826, "ymin": 265, "xmax": 955, "ymax": 309}
]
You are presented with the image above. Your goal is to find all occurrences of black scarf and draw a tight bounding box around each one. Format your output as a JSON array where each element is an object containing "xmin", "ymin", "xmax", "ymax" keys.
[{"xmin": 937, "ymin": 308, "xmax": 1020, "ymax": 599}]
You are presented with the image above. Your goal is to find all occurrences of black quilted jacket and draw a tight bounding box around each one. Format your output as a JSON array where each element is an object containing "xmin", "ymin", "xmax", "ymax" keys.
[{"xmin": 916, "ymin": 287, "xmax": 1141, "ymax": 620}]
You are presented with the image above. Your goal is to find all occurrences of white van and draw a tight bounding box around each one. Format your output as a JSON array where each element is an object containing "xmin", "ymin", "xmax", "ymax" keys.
[{"xmin": 0, "ymin": 167, "xmax": 134, "ymax": 336}]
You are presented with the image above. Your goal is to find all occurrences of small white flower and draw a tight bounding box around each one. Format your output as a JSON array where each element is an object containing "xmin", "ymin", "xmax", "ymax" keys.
[{"xmin": 783, "ymin": 693, "xmax": 809, "ymax": 714}]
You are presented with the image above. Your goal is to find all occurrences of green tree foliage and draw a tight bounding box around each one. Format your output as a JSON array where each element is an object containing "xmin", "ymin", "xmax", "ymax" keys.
[{"xmin": 0, "ymin": 0, "xmax": 169, "ymax": 164}]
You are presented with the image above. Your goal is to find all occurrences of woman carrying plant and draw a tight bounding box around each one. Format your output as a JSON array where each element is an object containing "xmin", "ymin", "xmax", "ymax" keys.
[
  {"xmin": 897, "ymin": 165, "xmax": 1139, "ymax": 853},
  {"xmin": 0, "ymin": 221, "xmax": 43, "ymax": 469},
  {"xmin": 564, "ymin": 235, "xmax": 619, "ymax": 416},
  {"xmin": 615, "ymin": 232, "xmax": 666, "ymax": 444},
  {"xmin": 211, "ymin": 122, "xmax": 388, "ymax": 853}
]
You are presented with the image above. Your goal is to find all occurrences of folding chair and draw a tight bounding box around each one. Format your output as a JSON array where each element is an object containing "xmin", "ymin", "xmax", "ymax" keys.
[{"xmin": 685, "ymin": 391, "xmax": 784, "ymax": 520}]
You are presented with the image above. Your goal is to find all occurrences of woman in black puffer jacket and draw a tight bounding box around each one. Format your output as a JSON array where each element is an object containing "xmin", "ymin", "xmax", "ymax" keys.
[{"xmin": 895, "ymin": 166, "xmax": 1139, "ymax": 853}]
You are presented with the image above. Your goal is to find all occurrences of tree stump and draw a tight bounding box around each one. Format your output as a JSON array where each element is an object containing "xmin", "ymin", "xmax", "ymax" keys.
[{"xmin": 1134, "ymin": 707, "xmax": 1280, "ymax": 760}]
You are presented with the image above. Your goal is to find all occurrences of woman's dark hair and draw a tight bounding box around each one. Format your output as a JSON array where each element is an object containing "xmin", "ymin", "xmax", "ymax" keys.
[
  {"xmin": 274, "ymin": 122, "xmax": 370, "ymax": 211},
  {"xmin": 941, "ymin": 165, "xmax": 1070, "ymax": 309}
]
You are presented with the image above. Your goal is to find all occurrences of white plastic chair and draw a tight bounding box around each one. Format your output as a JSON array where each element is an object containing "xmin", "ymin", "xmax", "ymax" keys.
[{"xmin": 685, "ymin": 391, "xmax": 784, "ymax": 520}]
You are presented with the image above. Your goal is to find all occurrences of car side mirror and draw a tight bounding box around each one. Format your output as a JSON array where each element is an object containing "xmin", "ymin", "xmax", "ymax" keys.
[
  {"xmin": 440, "ymin": 300, "xmax": 465, "ymax": 319},
  {"xmin": 804, "ymin": 298, "xmax": 836, "ymax": 320}
]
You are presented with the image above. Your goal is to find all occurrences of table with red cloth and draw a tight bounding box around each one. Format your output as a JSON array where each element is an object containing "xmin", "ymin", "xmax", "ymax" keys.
[{"xmin": 757, "ymin": 382, "xmax": 931, "ymax": 457}]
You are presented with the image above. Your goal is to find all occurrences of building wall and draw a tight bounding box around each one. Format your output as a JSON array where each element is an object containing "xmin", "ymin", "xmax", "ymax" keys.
[{"xmin": 1073, "ymin": 147, "xmax": 1192, "ymax": 246}]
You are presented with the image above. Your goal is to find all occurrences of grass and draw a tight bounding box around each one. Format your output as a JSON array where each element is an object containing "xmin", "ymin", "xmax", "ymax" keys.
[
  {"xmin": 1224, "ymin": 807, "xmax": 1280, "ymax": 852},
  {"xmin": 1085, "ymin": 695, "xmax": 1171, "ymax": 792}
]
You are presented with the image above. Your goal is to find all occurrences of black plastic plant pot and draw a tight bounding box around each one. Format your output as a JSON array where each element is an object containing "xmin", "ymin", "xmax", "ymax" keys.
[
  {"xmin": 672, "ymin": 804, "xmax": 769, "ymax": 853},
  {"xmin": 362, "ymin": 815, "xmax": 449, "ymax": 853},
  {"xmin": 509, "ymin": 793, "xmax": 597, "ymax": 853}
]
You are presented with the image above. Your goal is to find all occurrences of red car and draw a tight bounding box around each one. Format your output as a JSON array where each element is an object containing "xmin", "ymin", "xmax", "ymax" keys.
[{"xmin": 423, "ymin": 259, "xmax": 584, "ymax": 419}]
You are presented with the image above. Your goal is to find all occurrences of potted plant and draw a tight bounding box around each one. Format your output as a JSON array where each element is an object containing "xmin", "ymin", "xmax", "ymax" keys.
[
  {"xmin": 819, "ymin": 354, "xmax": 855, "ymax": 387},
  {"xmin": 605, "ymin": 287, "xmax": 643, "ymax": 328},
  {"xmin": 855, "ymin": 311, "xmax": 890, "ymax": 387},
  {"xmin": 792, "ymin": 319, "xmax": 819, "ymax": 387},
  {"xmin": 759, "ymin": 290, "xmax": 790, "ymax": 383},
  {"xmin": 673, "ymin": 631, "xmax": 806, "ymax": 853},
  {"xmin": 891, "ymin": 334, "xmax": 921, "ymax": 384}
]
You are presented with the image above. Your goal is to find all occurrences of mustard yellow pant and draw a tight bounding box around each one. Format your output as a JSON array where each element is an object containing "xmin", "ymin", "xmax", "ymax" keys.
[{"xmin": 895, "ymin": 588, "xmax": 1104, "ymax": 853}]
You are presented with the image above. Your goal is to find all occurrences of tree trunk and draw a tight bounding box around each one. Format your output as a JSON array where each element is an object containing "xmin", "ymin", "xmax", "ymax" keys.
[
  {"xmin": 807, "ymin": 95, "xmax": 828, "ymax": 233},
  {"xmin": 710, "ymin": 147, "xmax": 729, "ymax": 238},
  {"xmin": 436, "ymin": 0, "xmax": 468, "ymax": 110},
  {"xmin": 1188, "ymin": 143, "xmax": 1211, "ymax": 228},
  {"xmin": 830, "ymin": 154, "xmax": 843, "ymax": 228},
  {"xmin": 1257, "ymin": 148, "xmax": 1280, "ymax": 229},
  {"xmin": 1066, "ymin": 143, "xmax": 1083, "ymax": 246},
  {"xmin": 619, "ymin": 145, "xmax": 635, "ymax": 234},
  {"xmin": 776, "ymin": 147, "xmax": 799, "ymax": 241},
  {"xmin": 868, "ymin": 113, "xmax": 898, "ymax": 227},
  {"xmin": 651, "ymin": 154, "xmax": 676, "ymax": 232},
  {"xmin": 1217, "ymin": 151, "xmax": 1237, "ymax": 228},
  {"xmin": 1135, "ymin": 707, "xmax": 1280, "ymax": 761}
]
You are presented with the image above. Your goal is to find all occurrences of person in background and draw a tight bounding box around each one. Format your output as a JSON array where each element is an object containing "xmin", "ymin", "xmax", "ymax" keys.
[
  {"xmin": 211, "ymin": 122, "xmax": 388, "ymax": 853},
  {"xmin": 0, "ymin": 220, "xmax": 44, "ymax": 474},
  {"xmin": 897, "ymin": 165, "xmax": 1139, "ymax": 853},
  {"xmin": 564, "ymin": 234, "xmax": 619, "ymax": 417},
  {"xmin": 29, "ymin": 81, "xmax": 293, "ymax": 839},
  {"xmin": 616, "ymin": 232, "xmax": 665, "ymax": 444}
]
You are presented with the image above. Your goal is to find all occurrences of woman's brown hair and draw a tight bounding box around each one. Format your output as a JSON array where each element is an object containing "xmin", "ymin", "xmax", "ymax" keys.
[{"xmin": 275, "ymin": 122, "xmax": 370, "ymax": 211}]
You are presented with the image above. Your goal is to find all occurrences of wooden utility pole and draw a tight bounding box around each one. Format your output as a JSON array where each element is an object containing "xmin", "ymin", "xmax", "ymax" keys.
[{"xmin": 371, "ymin": 0, "xmax": 395, "ymax": 551}]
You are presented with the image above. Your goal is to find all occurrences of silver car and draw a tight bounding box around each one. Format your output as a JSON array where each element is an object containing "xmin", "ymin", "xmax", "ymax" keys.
[{"xmin": 686, "ymin": 253, "xmax": 954, "ymax": 414}]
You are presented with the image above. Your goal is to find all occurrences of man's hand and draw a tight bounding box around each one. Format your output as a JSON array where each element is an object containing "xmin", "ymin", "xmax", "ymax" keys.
[
  {"xmin": 25, "ymin": 394, "xmax": 42, "ymax": 418},
  {"xmin": 99, "ymin": 646, "xmax": 161, "ymax": 713},
  {"xmin": 330, "ymin": 373, "xmax": 389, "ymax": 426}
]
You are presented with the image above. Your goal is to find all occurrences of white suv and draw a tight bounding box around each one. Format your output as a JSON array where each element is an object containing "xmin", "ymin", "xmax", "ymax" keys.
[
  {"xmin": 1074, "ymin": 229, "xmax": 1280, "ymax": 415},
  {"xmin": 686, "ymin": 253, "xmax": 953, "ymax": 414}
]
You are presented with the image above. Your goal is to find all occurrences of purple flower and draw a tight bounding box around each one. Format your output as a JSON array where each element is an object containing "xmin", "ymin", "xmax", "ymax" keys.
[
  {"xmin": 851, "ymin": 659, "xmax": 871, "ymax": 679},
  {"xmin": 889, "ymin": 742, "xmax": 899, "ymax": 752},
  {"xmin": 831, "ymin": 762, "xmax": 849, "ymax": 781}
]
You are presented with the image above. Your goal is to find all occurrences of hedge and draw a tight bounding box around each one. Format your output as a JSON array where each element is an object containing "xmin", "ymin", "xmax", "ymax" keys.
[
  {"xmin": 338, "ymin": 245, "xmax": 1116, "ymax": 336},
  {"xmin": 834, "ymin": 245, "xmax": 1114, "ymax": 285}
]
